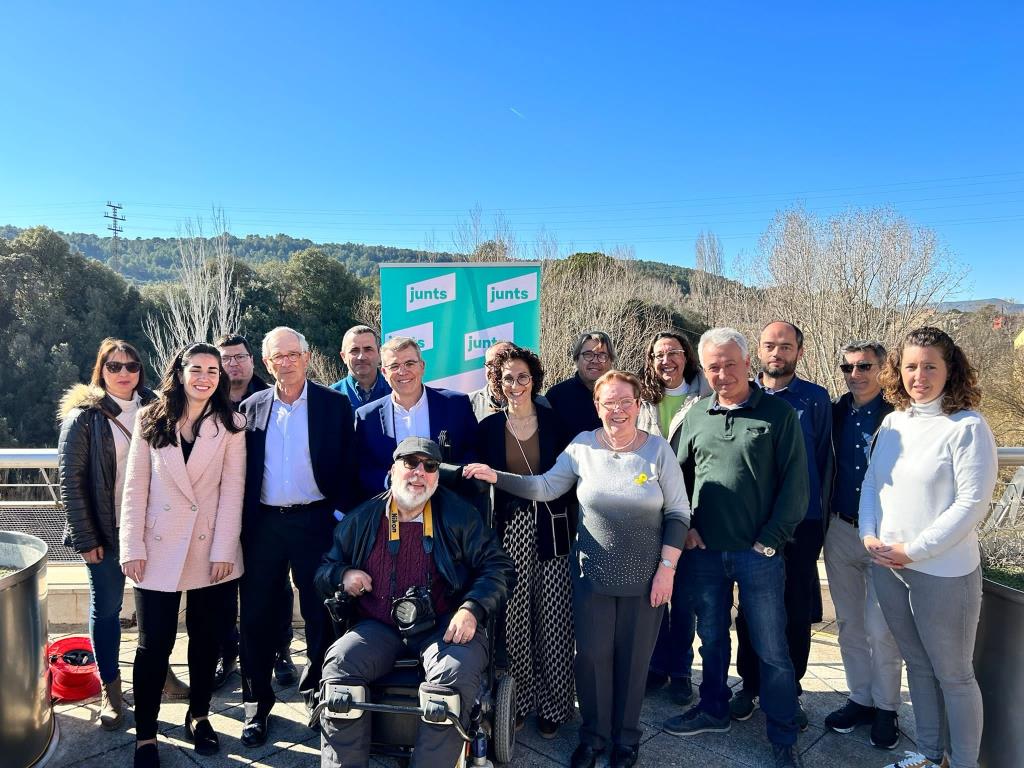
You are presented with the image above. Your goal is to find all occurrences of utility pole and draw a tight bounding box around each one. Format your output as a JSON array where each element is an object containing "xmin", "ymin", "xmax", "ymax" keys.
[{"xmin": 104, "ymin": 201, "xmax": 125, "ymax": 272}]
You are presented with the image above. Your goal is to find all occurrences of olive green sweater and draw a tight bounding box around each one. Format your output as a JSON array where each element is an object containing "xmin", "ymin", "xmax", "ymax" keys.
[{"xmin": 677, "ymin": 386, "xmax": 808, "ymax": 552}]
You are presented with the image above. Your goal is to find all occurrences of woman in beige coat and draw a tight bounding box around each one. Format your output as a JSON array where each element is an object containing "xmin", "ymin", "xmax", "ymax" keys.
[{"xmin": 120, "ymin": 343, "xmax": 246, "ymax": 768}]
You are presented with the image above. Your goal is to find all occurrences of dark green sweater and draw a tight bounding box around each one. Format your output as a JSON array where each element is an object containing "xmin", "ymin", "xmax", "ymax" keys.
[{"xmin": 677, "ymin": 385, "xmax": 809, "ymax": 552}]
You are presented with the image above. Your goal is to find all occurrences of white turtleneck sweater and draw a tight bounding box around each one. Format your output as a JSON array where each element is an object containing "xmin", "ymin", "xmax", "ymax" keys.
[
  {"xmin": 109, "ymin": 392, "xmax": 141, "ymax": 527},
  {"xmin": 858, "ymin": 395, "xmax": 998, "ymax": 577}
]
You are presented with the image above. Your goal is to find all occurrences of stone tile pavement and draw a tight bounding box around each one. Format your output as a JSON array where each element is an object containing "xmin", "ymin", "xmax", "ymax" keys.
[{"xmin": 46, "ymin": 620, "xmax": 917, "ymax": 768}]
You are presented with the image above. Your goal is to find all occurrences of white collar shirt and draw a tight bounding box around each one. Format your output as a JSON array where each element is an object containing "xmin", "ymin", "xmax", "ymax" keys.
[
  {"xmin": 391, "ymin": 387, "xmax": 431, "ymax": 444},
  {"xmin": 261, "ymin": 380, "xmax": 325, "ymax": 506}
]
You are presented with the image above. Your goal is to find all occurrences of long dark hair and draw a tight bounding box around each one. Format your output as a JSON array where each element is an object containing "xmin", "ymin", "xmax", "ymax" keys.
[
  {"xmin": 90, "ymin": 337, "xmax": 146, "ymax": 393},
  {"xmin": 878, "ymin": 326, "xmax": 982, "ymax": 414},
  {"xmin": 139, "ymin": 343, "xmax": 242, "ymax": 448},
  {"xmin": 639, "ymin": 331, "xmax": 700, "ymax": 403}
]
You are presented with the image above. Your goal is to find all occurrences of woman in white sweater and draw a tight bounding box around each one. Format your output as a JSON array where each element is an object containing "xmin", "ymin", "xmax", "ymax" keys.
[{"xmin": 859, "ymin": 327, "xmax": 997, "ymax": 768}]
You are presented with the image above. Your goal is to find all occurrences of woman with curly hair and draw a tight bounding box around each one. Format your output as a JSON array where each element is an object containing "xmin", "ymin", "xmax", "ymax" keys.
[
  {"xmin": 120, "ymin": 343, "xmax": 246, "ymax": 767},
  {"xmin": 475, "ymin": 345, "xmax": 576, "ymax": 737},
  {"xmin": 859, "ymin": 327, "xmax": 997, "ymax": 768},
  {"xmin": 636, "ymin": 330, "xmax": 710, "ymax": 702}
]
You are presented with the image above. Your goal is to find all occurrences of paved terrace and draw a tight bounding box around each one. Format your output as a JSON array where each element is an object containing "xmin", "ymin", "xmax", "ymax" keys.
[{"xmin": 48, "ymin": 617, "xmax": 916, "ymax": 768}]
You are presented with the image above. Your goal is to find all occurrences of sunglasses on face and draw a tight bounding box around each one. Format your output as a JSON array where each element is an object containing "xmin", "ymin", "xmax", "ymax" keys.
[
  {"xmin": 840, "ymin": 362, "xmax": 876, "ymax": 373},
  {"xmin": 105, "ymin": 361, "xmax": 142, "ymax": 374},
  {"xmin": 400, "ymin": 456, "xmax": 440, "ymax": 473}
]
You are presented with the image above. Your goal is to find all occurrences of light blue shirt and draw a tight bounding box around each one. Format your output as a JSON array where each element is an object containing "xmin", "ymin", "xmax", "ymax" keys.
[{"xmin": 260, "ymin": 381, "xmax": 326, "ymax": 507}]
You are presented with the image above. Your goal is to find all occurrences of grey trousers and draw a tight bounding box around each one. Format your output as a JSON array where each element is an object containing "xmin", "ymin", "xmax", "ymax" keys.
[
  {"xmin": 823, "ymin": 517, "xmax": 903, "ymax": 711},
  {"xmin": 572, "ymin": 571, "xmax": 664, "ymax": 749},
  {"xmin": 319, "ymin": 618, "xmax": 489, "ymax": 768},
  {"xmin": 873, "ymin": 565, "xmax": 983, "ymax": 768}
]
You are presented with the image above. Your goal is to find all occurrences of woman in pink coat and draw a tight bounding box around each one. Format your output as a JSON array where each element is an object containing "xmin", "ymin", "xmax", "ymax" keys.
[{"xmin": 120, "ymin": 342, "xmax": 246, "ymax": 768}]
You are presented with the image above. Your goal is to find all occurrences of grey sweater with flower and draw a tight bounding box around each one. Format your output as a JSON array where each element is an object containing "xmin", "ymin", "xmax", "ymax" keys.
[{"xmin": 495, "ymin": 430, "xmax": 690, "ymax": 596}]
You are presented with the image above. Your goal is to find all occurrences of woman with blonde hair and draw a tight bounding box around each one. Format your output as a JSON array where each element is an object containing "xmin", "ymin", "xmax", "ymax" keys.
[{"xmin": 860, "ymin": 327, "xmax": 997, "ymax": 768}]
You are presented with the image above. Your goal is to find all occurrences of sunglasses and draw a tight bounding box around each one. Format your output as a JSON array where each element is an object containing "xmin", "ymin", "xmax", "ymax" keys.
[
  {"xmin": 105, "ymin": 361, "xmax": 142, "ymax": 374},
  {"xmin": 839, "ymin": 362, "xmax": 876, "ymax": 373},
  {"xmin": 400, "ymin": 456, "xmax": 440, "ymax": 473}
]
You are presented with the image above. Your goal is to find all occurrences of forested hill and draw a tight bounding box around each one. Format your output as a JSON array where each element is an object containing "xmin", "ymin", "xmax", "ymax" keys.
[{"xmin": 0, "ymin": 225, "xmax": 699, "ymax": 291}]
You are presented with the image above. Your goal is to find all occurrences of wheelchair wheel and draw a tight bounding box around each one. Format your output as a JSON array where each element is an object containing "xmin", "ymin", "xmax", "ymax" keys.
[{"xmin": 492, "ymin": 674, "xmax": 516, "ymax": 764}]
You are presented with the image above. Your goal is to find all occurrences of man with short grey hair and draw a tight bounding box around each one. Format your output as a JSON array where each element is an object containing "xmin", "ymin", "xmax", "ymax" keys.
[
  {"xmin": 330, "ymin": 325, "xmax": 392, "ymax": 408},
  {"xmin": 822, "ymin": 340, "xmax": 902, "ymax": 748},
  {"xmin": 545, "ymin": 330, "xmax": 616, "ymax": 437}
]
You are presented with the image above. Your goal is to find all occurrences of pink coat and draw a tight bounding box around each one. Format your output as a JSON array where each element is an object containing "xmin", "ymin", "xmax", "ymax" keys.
[{"xmin": 119, "ymin": 412, "xmax": 246, "ymax": 592}]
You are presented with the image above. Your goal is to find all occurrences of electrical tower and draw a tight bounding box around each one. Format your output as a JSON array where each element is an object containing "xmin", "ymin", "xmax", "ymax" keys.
[{"xmin": 104, "ymin": 201, "xmax": 125, "ymax": 271}]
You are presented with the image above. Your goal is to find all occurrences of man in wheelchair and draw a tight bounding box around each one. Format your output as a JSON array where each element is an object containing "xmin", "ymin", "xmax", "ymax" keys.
[{"xmin": 314, "ymin": 437, "xmax": 516, "ymax": 768}]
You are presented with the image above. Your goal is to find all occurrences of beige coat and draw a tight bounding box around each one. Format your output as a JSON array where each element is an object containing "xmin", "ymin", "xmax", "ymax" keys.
[
  {"xmin": 637, "ymin": 369, "xmax": 713, "ymax": 451},
  {"xmin": 119, "ymin": 411, "xmax": 246, "ymax": 592}
]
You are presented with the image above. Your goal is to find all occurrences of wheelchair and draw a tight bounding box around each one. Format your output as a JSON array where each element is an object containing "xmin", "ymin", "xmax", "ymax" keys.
[{"xmin": 314, "ymin": 466, "xmax": 518, "ymax": 767}]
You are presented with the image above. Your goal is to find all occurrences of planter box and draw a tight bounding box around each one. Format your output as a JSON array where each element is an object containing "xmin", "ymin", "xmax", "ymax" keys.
[{"xmin": 975, "ymin": 577, "xmax": 1024, "ymax": 768}]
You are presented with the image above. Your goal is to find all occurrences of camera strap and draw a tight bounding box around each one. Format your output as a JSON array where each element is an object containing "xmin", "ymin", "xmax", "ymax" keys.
[{"xmin": 387, "ymin": 498, "xmax": 435, "ymax": 600}]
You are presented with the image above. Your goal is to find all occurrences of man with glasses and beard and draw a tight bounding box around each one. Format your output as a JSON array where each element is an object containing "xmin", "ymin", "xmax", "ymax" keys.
[
  {"xmin": 314, "ymin": 437, "xmax": 515, "ymax": 768},
  {"xmin": 730, "ymin": 321, "xmax": 832, "ymax": 730}
]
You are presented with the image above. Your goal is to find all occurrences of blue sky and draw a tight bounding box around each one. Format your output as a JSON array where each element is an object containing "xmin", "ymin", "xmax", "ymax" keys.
[{"xmin": 2, "ymin": 2, "xmax": 1021, "ymax": 300}]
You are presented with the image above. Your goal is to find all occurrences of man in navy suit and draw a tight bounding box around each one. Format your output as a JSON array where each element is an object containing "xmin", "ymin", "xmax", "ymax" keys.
[
  {"xmin": 354, "ymin": 335, "xmax": 477, "ymax": 500},
  {"xmin": 238, "ymin": 326, "xmax": 355, "ymax": 747}
]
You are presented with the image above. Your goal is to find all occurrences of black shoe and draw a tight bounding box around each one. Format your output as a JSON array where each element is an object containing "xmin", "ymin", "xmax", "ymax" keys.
[
  {"xmin": 569, "ymin": 743, "xmax": 604, "ymax": 768},
  {"xmin": 537, "ymin": 716, "xmax": 559, "ymax": 739},
  {"xmin": 241, "ymin": 713, "xmax": 269, "ymax": 748},
  {"xmin": 825, "ymin": 699, "xmax": 875, "ymax": 733},
  {"xmin": 772, "ymin": 744, "xmax": 804, "ymax": 768},
  {"xmin": 514, "ymin": 714, "xmax": 525, "ymax": 732},
  {"xmin": 184, "ymin": 712, "xmax": 220, "ymax": 756},
  {"xmin": 645, "ymin": 670, "xmax": 669, "ymax": 693},
  {"xmin": 212, "ymin": 655, "xmax": 237, "ymax": 691},
  {"xmin": 274, "ymin": 650, "xmax": 298, "ymax": 686},
  {"xmin": 133, "ymin": 743, "xmax": 159, "ymax": 768},
  {"xmin": 729, "ymin": 689, "xmax": 757, "ymax": 721},
  {"xmin": 669, "ymin": 677, "xmax": 693, "ymax": 706},
  {"xmin": 870, "ymin": 708, "xmax": 900, "ymax": 750},
  {"xmin": 795, "ymin": 703, "xmax": 809, "ymax": 732},
  {"xmin": 610, "ymin": 744, "xmax": 639, "ymax": 768}
]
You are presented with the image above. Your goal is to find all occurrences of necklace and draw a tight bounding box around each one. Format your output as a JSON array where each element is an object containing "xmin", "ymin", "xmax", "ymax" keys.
[{"xmin": 600, "ymin": 428, "xmax": 639, "ymax": 458}]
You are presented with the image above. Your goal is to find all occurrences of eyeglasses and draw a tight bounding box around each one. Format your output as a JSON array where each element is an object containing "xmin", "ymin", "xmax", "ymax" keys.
[
  {"xmin": 221, "ymin": 353, "xmax": 251, "ymax": 364},
  {"xmin": 104, "ymin": 361, "xmax": 142, "ymax": 374},
  {"xmin": 652, "ymin": 349, "xmax": 685, "ymax": 361},
  {"xmin": 501, "ymin": 373, "xmax": 533, "ymax": 387},
  {"xmin": 598, "ymin": 397, "xmax": 637, "ymax": 411},
  {"xmin": 384, "ymin": 360, "xmax": 421, "ymax": 373},
  {"xmin": 840, "ymin": 362, "xmax": 876, "ymax": 373},
  {"xmin": 580, "ymin": 351, "xmax": 610, "ymax": 363},
  {"xmin": 400, "ymin": 456, "xmax": 440, "ymax": 473},
  {"xmin": 269, "ymin": 351, "xmax": 304, "ymax": 365}
]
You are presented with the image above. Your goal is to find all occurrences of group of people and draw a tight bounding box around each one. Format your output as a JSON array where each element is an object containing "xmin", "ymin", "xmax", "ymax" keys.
[{"xmin": 56, "ymin": 318, "xmax": 997, "ymax": 768}]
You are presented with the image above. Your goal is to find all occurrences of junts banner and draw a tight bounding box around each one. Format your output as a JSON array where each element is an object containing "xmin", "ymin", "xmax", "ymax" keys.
[{"xmin": 379, "ymin": 262, "xmax": 542, "ymax": 393}]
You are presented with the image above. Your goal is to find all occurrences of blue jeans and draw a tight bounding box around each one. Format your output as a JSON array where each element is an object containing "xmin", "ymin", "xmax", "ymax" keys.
[
  {"xmin": 649, "ymin": 557, "xmax": 695, "ymax": 679},
  {"xmin": 685, "ymin": 547, "xmax": 799, "ymax": 747},
  {"xmin": 86, "ymin": 541, "xmax": 126, "ymax": 683}
]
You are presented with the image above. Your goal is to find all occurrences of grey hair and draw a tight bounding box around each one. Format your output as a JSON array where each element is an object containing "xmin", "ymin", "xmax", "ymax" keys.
[
  {"xmin": 839, "ymin": 340, "xmax": 887, "ymax": 365},
  {"xmin": 571, "ymin": 330, "xmax": 617, "ymax": 362},
  {"xmin": 341, "ymin": 324, "xmax": 380, "ymax": 351},
  {"xmin": 380, "ymin": 335, "xmax": 422, "ymax": 360},
  {"xmin": 262, "ymin": 326, "xmax": 309, "ymax": 357},
  {"xmin": 698, "ymin": 327, "xmax": 749, "ymax": 366}
]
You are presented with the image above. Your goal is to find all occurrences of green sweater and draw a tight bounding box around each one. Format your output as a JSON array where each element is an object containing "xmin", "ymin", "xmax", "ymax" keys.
[{"xmin": 677, "ymin": 385, "xmax": 808, "ymax": 552}]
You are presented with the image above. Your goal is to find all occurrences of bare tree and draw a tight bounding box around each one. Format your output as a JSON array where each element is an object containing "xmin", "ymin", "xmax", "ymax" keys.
[
  {"xmin": 453, "ymin": 205, "xmax": 518, "ymax": 262},
  {"xmin": 143, "ymin": 209, "xmax": 241, "ymax": 370}
]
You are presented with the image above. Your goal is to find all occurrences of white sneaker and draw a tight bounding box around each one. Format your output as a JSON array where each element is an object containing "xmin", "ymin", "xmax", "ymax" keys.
[{"xmin": 883, "ymin": 751, "xmax": 944, "ymax": 768}]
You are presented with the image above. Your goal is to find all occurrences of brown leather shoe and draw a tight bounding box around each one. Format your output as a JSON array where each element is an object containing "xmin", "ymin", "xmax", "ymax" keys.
[
  {"xmin": 163, "ymin": 668, "xmax": 190, "ymax": 700},
  {"xmin": 99, "ymin": 676, "xmax": 125, "ymax": 730}
]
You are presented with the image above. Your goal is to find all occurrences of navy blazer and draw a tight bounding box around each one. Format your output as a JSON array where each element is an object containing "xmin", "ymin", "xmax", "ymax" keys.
[
  {"xmin": 240, "ymin": 380, "xmax": 355, "ymax": 529},
  {"xmin": 353, "ymin": 385, "xmax": 478, "ymax": 501}
]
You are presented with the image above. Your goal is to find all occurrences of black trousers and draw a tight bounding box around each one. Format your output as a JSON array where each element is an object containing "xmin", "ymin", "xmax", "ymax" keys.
[
  {"xmin": 240, "ymin": 503, "xmax": 336, "ymax": 712},
  {"xmin": 132, "ymin": 580, "xmax": 237, "ymax": 740},
  {"xmin": 220, "ymin": 577, "xmax": 295, "ymax": 662},
  {"xmin": 735, "ymin": 519, "xmax": 824, "ymax": 695}
]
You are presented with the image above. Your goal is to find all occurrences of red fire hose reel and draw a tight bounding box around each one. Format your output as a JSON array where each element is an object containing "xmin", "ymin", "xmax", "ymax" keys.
[{"xmin": 48, "ymin": 636, "xmax": 101, "ymax": 702}]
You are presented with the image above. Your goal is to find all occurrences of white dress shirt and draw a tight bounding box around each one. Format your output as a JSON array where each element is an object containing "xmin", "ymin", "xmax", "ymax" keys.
[
  {"xmin": 261, "ymin": 381, "xmax": 326, "ymax": 507},
  {"xmin": 391, "ymin": 387, "xmax": 431, "ymax": 443}
]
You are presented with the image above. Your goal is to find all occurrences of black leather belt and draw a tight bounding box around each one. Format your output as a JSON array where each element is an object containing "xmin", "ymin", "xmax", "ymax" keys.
[
  {"xmin": 834, "ymin": 512, "xmax": 859, "ymax": 527},
  {"xmin": 260, "ymin": 501, "xmax": 326, "ymax": 514}
]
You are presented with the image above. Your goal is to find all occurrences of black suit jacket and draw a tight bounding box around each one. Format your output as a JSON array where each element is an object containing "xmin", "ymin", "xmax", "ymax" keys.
[{"xmin": 240, "ymin": 380, "xmax": 355, "ymax": 530}]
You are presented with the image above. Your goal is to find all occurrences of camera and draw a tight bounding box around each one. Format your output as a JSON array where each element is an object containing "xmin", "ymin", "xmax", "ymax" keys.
[{"xmin": 391, "ymin": 585, "xmax": 436, "ymax": 639}]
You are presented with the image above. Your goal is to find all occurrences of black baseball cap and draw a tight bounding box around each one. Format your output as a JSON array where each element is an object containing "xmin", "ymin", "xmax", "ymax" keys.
[{"xmin": 393, "ymin": 437, "xmax": 442, "ymax": 463}]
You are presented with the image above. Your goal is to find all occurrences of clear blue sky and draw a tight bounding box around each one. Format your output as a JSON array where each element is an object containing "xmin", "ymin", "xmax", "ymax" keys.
[{"xmin": 2, "ymin": 2, "xmax": 1021, "ymax": 301}]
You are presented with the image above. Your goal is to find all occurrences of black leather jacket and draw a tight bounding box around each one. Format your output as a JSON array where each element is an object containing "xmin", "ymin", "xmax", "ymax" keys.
[
  {"xmin": 315, "ymin": 486, "xmax": 516, "ymax": 624},
  {"xmin": 57, "ymin": 384, "xmax": 156, "ymax": 553}
]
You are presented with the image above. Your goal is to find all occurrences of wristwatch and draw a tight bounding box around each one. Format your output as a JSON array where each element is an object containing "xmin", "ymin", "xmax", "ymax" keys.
[
  {"xmin": 659, "ymin": 558, "xmax": 677, "ymax": 571},
  {"xmin": 754, "ymin": 542, "xmax": 776, "ymax": 558}
]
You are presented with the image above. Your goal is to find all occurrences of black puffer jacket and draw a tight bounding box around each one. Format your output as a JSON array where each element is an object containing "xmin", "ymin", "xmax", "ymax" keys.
[
  {"xmin": 57, "ymin": 384, "xmax": 156, "ymax": 553},
  {"xmin": 315, "ymin": 485, "xmax": 517, "ymax": 625}
]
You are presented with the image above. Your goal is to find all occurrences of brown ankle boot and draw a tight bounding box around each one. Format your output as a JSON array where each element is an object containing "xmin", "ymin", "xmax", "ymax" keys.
[
  {"xmin": 163, "ymin": 668, "xmax": 190, "ymax": 700},
  {"xmin": 99, "ymin": 676, "xmax": 125, "ymax": 730}
]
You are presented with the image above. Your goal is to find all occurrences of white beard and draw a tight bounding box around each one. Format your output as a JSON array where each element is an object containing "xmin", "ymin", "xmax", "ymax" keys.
[{"xmin": 392, "ymin": 480, "xmax": 436, "ymax": 510}]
